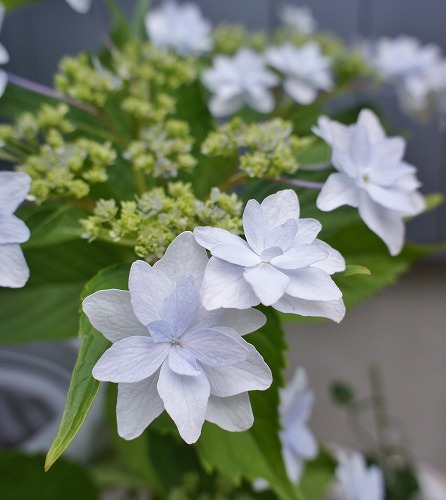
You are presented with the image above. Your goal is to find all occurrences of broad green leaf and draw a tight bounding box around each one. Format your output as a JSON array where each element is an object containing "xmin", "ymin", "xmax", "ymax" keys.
[
  {"xmin": 132, "ymin": 0, "xmax": 151, "ymax": 39},
  {"xmin": 195, "ymin": 308, "xmax": 301, "ymax": 500},
  {"xmin": 423, "ymin": 192, "xmax": 444, "ymax": 213},
  {"xmin": 0, "ymin": 239, "xmax": 125, "ymax": 344},
  {"xmin": 0, "ymin": 452, "xmax": 98, "ymax": 500},
  {"xmin": 339, "ymin": 264, "xmax": 371, "ymax": 276},
  {"xmin": 300, "ymin": 448, "xmax": 336, "ymax": 500},
  {"xmin": 45, "ymin": 264, "xmax": 130, "ymax": 470}
]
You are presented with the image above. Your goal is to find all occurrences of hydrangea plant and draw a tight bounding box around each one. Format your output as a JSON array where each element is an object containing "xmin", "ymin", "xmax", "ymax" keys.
[{"xmin": 0, "ymin": 1, "xmax": 444, "ymax": 499}]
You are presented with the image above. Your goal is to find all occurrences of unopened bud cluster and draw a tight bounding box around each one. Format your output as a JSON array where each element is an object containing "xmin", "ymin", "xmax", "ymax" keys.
[{"xmin": 212, "ymin": 24, "xmax": 267, "ymax": 55}]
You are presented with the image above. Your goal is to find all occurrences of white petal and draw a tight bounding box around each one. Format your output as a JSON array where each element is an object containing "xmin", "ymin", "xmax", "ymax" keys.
[
  {"xmin": 182, "ymin": 328, "xmax": 248, "ymax": 367},
  {"xmin": 209, "ymin": 95, "xmax": 244, "ymax": 117},
  {"xmin": 243, "ymin": 199, "xmax": 268, "ymax": 254},
  {"xmin": 261, "ymin": 189, "xmax": 300, "ymax": 227},
  {"xmin": 282, "ymin": 445, "xmax": 304, "ymax": 484},
  {"xmin": 284, "ymin": 79, "xmax": 318, "ymax": 104},
  {"xmin": 201, "ymin": 257, "xmax": 259, "ymax": 310},
  {"xmin": 285, "ymin": 425, "xmax": 318, "ymax": 459},
  {"xmin": 246, "ymin": 91, "xmax": 275, "ymax": 113},
  {"xmin": 358, "ymin": 191, "xmax": 405, "ymax": 255},
  {"xmin": 284, "ymin": 267, "xmax": 342, "ymax": 301},
  {"xmin": 0, "ymin": 70, "xmax": 7, "ymax": 98},
  {"xmin": 194, "ymin": 226, "xmax": 249, "ymax": 251},
  {"xmin": 243, "ymin": 263, "xmax": 290, "ymax": 306},
  {"xmin": 82, "ymin": 290, "xmax": 148, "ymax": 343},
  {"xmin": 157, "ymin": 362, "xmax": 210, "ymax": 444},
  {"xmin": 270, "ymin": 242, "xmax": 328, "ymax": 270},
  {"xmin": 128, "ymin": 260, "xmax": 173, "ymax": 325},
  {"xmin": 369, "ymin": 137, "xmax": 406, "ymax": 169},
  {"xmin": 0, "ymin": 213, "xmax": 30, "ymax": 244},
  {"xmin": 310, "ymin": 240, "xmax": 345, "ymax": 274},
  {"xmin": 0, "ymin": 171, "xmax": 31, "ymax": 213},
  {"xmin": 317, "ymin": 173, "xmax": 360, "ymax": 211},
  {"xmin": 205, "ymin": 393, "xmax": 254, "ymax": 432},
  {"xmin": 65, "ymin": 0, "xmax": 92, "ymax": 14},
  {"xmin": 164, "ymin": 274, "xmax": 199, "ymax": 336},
  {"xmin": 295, "ymin": 219, "xmax": 322, "ymax": 244},
  {"xmin": 0, "ymin": 43, "xmax": 9, "ymax": 65},
  {"xmin": 212, "ymin": 243, "xmax": 261, "ymax": 267},
  {"xmin": 92, "ymin": 337, "xmax": 169, "ymax": 383},
  {"xmin": 365, "ymin": 183, "xmax": 423, "ymax": 215},
  {"xmin": 357, "ymin": 109, "xmax": 386, "ymax": 142},
  {"xmin": 264, "ymin": 219, "xmax": 298, "ymax": 251},
  {"xmin": 186, "ymin": 304, "xmax": 224, "ymax": 332},
  {"xmin": 204, "ymin": 343, "xmax": 272, "ymax": 397},
  {"xmin": 168, "ymin": 346, "xmax": 201, "ymax": 376},
  {"xmin": 0, "ymin": 243, "xmax": 29, "ymax": 288},
  {"xmin": 219, "ymin": 308, "xmax": 266, "ymax": 335},
  {"xmin": 273, "ymin": 295, "xmax": 346, "ymax": 323},
  {"xmin": 153, "ymin": 231, "xmax": 209, "ymax": 281},
  {"xmin": 116, "ymin": 375, "xmax": 164, "ymax": 440}
]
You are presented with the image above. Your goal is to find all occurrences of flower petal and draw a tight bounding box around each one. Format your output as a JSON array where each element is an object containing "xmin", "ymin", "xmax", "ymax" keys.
[
  {"xmin": 219, "ymin": 307, "xmax": 266, "ymax": 335},
  {"xmin": 0, "ymin": 213, "xmax": 30, "ymax": 244},
  {"xmin": 203, "ymin": 342, "xmax": 272, "ymax": 397},
  {"xmin": 243, "ymin": 199, "xmax": 268, "ymax": 254},
  {"xmin": 0, "ymin": 171, "xmax": 31, "ymax": 213},
  {"xmin": 261, "ymin": 189, "xmax": 300, "ymax": 227},
  {"xmin": 317, "ymin": 173, "xmax": 359, "ymax": 211},
  {"xmin": 153, "ymin": 231, "xmax": 209, "ymax": 281},
  {"xmin": 365, "ymin": 183, "xmax": 424, "ymax": 215},
  {"xmin": 212, "ymin": 243, "xmax": 261, "ymax": 267},
  {"xmin": 310, "ymin": 240, "xmax": 345, "ymax": 274},
  {"xmin": 0, "ymin": 243, "xmax": 29, "ymax": 288},
  {"xmin": 284, "ymin": 267, "xmax": 342, "ymax": 301},
  {"xmin": 168, "ymin": 345, "xmax": 201, "ymax": 376},
  {"xmin": 264, "ymin": 218, "xmax": 298, "ymax": 252},
  {"xmin": 358, "ymin": 191, "xmax": 405, "ymax": 255},
  {"xmin": 243, "ymin": 263, "xmax": 290, "ymax": 306},
  {"xmin": 116, "ymin": 374, "xmax": 164, "ymax": 440},
  {"xmin": 201, "ymin": 257, "xmax": 259, "ymax": 310},
  {"xmin": 128, "ymin": 260, "xmax": 173, "ymax": 325},
  {"xmin": 92, "ymin": 337, "xmax": 169, "ymax": 383},
  {"xmin": 295, "ymin": 218, "xmax": 322, "ymax": 244},
  {"xmin": 182, "ymin": 328, "xmax": 249, "ymax": 367},
  {"xmin": 194, "ymin": 226, "xmax": 249, "ymax": 251},
  {"xmin": 82, "ymin": 290, "xmax": 148, "ymax": 343},
  {"xmin": 164, "ymin": 274, "xmax": 199, "ymax": 336},
  {"xmin": 270, "ymin": 242, "xmax": 328, "ymax": 270},
  {"xmin": 205, "ymin": 393, "xmax": 254, "ymax": 432},
  {"xmin": 273, "ymin": 294, "xmax": 345, "ymax": 323},
  {"xmin": 157, "ymin": 362, "xmax": 210, "ymax": 444},
  {"xmin": 284, "ymin": 78, "xmax": 318, "ymax": 104}
]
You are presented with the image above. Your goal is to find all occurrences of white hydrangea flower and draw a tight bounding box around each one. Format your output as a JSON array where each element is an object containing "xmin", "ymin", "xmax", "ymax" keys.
[
  {"xmin": 0, "ymin": 2, "xmax": 9, "ymax": 97},
  {"xmin": 83, "ymin": 232, "xmax": 272, "ymax": 444},
  {"xmin": 202, "ymin": 48, "xmax": 279, "ymax": 117},
  {"xmin": 194, "ymin": 190, "xmax": 346, "ymax": 323},
  {"xmin": 280, "ymin": 367, "xmax": 317, "ymax": 484},
  {"xmin": 0, "ymin": 171, "xmax": 31, "ymax": 288},
  {"xmin": 266, "ymin": 42, "xmax": 333, "ymax": 105},
  {"xmin": 334, "ymin": 450, "xmax": 384, "ymax": 500},
  {"xmin": 368, "ymin": 36, "xmax": 441, "ymax": 83},
  {"xmin": 65, "ymin": 0, "xmax": 92, "ymax": 14},
  {"xmin": 314, "ymin": 109, "xmax": 425, "ymax": 256},
  {"xmin": 278, "ymin": 5, "xmax": 317, "ymax": 34},
  {"xmin": 145, "ymin": 0, "xmax": 212, "ymax": 56}
]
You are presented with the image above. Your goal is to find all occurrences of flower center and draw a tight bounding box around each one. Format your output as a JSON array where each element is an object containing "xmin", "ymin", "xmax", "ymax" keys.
[{"xmin": 170, "ymin": 336, "xmax": 181, "ymax": 346}]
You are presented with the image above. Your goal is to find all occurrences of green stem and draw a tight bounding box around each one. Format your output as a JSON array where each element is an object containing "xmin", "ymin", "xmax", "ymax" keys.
[
  {"xmin": 219, "ymin": 171, "xmax": 249, "ymax": 192},
  {"xmin": 133, "ymin": 168, "xmax": 148, "ymax": 196},
  {"xmin": 369, "ymin": 364, "xmax": 390, "ymax": 454}
]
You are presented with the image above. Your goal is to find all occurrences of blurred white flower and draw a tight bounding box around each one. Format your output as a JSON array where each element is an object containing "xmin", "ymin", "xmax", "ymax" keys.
[
  {"xmin": 280, "ymin": 367, "xmax": 318, "ymax": 483},
  {"xmin": 0, "ymin": 171, "xmax": 31, "ymax": 288},
  {"xmin": 334, "ymin": 450, "xmax": 384, "ymax": 500},
  {"xmin": 314, "ymin": 109, "xmax": 425, "ymax": 255},
  {"xmin": 194, "ymin": 190, "xmax": 345, "ymax": 322},
  {"xmin": 145, "ymin": 0, "xmax": 212, "ymax": 56},
  {"xmin": 0, "ymin": 2, "xmax": 9, "ymax": 97},
  {"xmin": 266, "ymin": 42, "xmax": 333, "ymax": 105},
  {"xmin": 65, "ymin": 0, "xmax": 92, "ymax": 14},
  {"xmin": 202, "ymin": 48, "xmax": 279, "ymax": 117},
  {"xmin": 368, "ymin": 36, "xmax": 441, "ymax": 83},
  {"xmin": 278, "ymin": 5, "xmax": 317, "ymax": 34},
  {"xmin": 84, "ymin": 232, "xmax": 271, "ymax": 444}
]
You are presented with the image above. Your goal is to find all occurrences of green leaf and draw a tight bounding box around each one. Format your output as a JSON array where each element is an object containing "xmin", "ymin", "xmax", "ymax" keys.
[
  {"xmin": 0, "ymin": 239, "xmax": 124, "ymax": 345},
  {"xmin": 0, "ymin": 452, "xmax": 98, "ymax": 500},
  {"xmin": 300, "ymin": 448, "xmax": 336, "ymax": 500},
  {"xmin": 45, "ymin": 264, "xmax": 130, "ymax": 471},
  {"xmin": 339, "ymin": 264, "xmax": 371, "ymax": 277},
  {"xmin": 195, "ymin": 308, "xmax": 300, "ymax": 500},
  {"xmin": 132, "ymin": 0, "xmax": 151, "ymax": 39},
  {"xmin": 423, "ymin": 192, "xmax": 444, "ymax": 213}
]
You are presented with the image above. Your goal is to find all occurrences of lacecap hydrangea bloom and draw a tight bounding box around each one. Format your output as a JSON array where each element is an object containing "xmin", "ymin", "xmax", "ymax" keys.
[
  {"xmin": 145, "ymin": 0, "xmax": 212, "ymax": 56},
  {"xmin": 266, "ymin": 42, "xmax": 333, "ymax": 105},
  {"xmin": 279, "ymin": 367, "xmax": 318, "ymax": 484},
  {"xmin": 83, "ymin": 232, "xmax": 272, "ymax": 444},
  {"xmin": 202, "ymin": 48, "xmax": 279, "ymax": 117},
  {"xmin": 0, "ymin": 171, "xmax": 31, "ymax": 288},
  {"xmin": 333, "ymin": 450, "xmax": 384, "ymax": 500},
  {"xmin": 314, "ymin": 109, "xmax": 425, "ymax": 255},
  {"xmin": 194, "ymin": 190, "xmax": 346, "ymax": 322},
  {"xmin": 65, "ymin": 0, "xmax": 91, "ymax": 14}
]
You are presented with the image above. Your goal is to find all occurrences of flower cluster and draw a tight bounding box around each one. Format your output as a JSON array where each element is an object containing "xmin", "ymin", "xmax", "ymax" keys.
[
  {"xmin": 81, "ymin": 183, "xmax": 243, "ymax": 261},
  {"xmin": 202, "ymin": 117, "xmax": 313, "ymax": 178}
]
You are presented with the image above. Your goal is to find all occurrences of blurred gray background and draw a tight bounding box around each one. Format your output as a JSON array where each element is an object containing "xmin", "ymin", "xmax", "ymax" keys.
[{"xmin": 1, "ymin": 0, "xmax": 445, "ymax": 470}]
